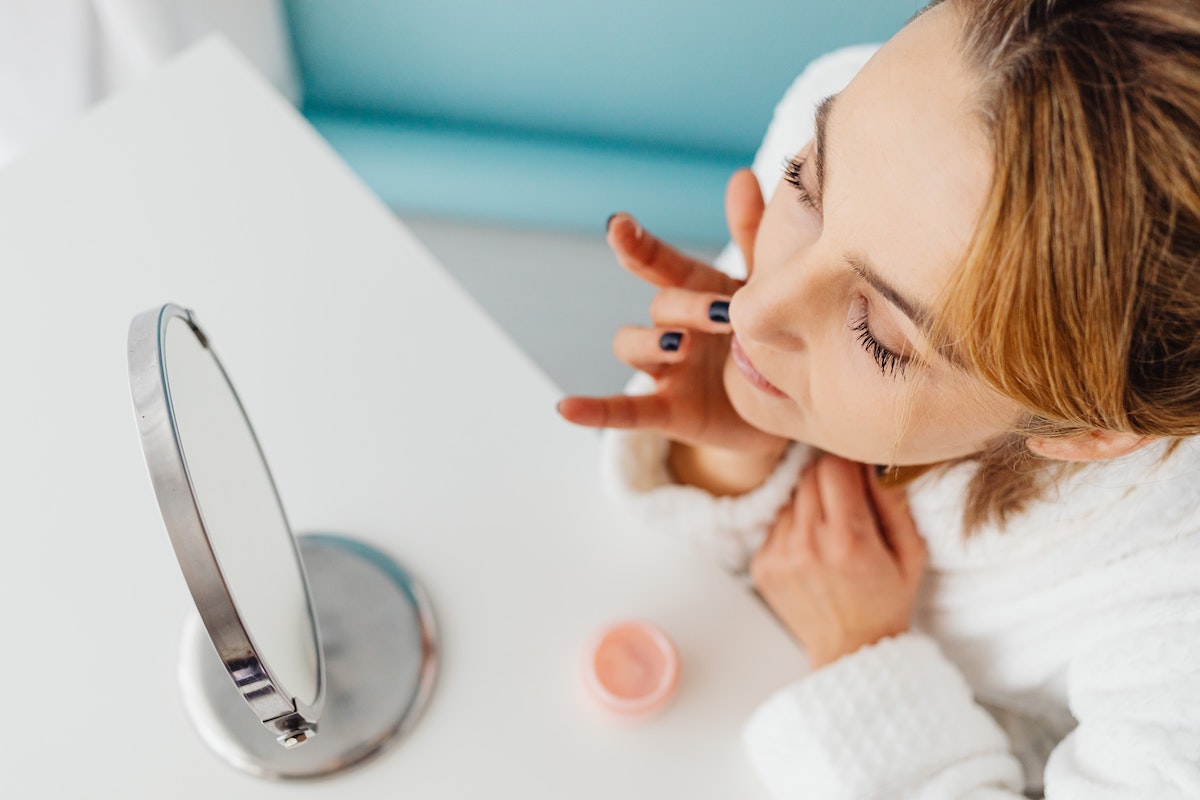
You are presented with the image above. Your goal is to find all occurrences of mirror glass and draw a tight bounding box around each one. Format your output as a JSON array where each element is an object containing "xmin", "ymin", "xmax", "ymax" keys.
[
  {"xmin": 133, "ymin": 304, "xmax": 438, "ymax": 778},
  {"xmin": 164, "ymin": 316, "xmax": 318, "ymax": 706}
]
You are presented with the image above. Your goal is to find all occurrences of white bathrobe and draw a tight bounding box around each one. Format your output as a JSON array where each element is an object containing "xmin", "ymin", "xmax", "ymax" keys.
[{"xmin": 603, "ymin": 47, "xmax": 1200, "ymax": 800}]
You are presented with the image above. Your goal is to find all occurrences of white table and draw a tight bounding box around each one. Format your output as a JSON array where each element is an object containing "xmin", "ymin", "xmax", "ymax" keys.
[{"xmin": 0, "ymin": 39, "xmax": 802, "ymax": 798}]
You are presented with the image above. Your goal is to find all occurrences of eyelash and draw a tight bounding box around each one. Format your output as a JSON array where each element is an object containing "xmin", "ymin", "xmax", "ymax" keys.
[
  {"xmin": 851, "ymin": 312, "xmax": 908, "ymax": 378},
  {"xmin": 782, "ymin": 156, "xmax": 816, "ymax": 209},
  {"xmin": 783, "ymin": 157, "xmax": 906, "ymax": 378}
]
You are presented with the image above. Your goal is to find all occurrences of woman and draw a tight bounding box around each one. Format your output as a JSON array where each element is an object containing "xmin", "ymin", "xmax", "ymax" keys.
[{"xmin": 559, "ymin": 0, "xmax": 1200, "ymax": 796}]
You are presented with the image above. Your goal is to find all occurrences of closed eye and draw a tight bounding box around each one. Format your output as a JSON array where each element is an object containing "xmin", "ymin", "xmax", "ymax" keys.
[{"xmin": 782, "ymin": 156, "xmax": 817, "ymax": 210}]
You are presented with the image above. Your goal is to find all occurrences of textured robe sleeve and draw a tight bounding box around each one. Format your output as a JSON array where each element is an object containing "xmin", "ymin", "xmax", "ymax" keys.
[
  {"xmin": 1044, "ymin": 596, "xmax": 1200, "ymax": 797},
  {"xmin": 742, "ymin": 596, "xmax": 1200, "ymax": 798},
  {"xmin": 743, "ymin": 633, "xmax": 1026, "ymax": 798}
]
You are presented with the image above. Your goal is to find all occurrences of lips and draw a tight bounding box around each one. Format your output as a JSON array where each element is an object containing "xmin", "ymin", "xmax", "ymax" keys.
[{"xmin": 730, "ymin": 335, "xmax": 789, "ymax": 398}]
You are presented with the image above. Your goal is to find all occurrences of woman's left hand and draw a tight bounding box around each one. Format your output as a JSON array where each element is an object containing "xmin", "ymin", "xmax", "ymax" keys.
[{"xmin": 750, "ymin": 455, "xmax": 928, "ymax": 670}]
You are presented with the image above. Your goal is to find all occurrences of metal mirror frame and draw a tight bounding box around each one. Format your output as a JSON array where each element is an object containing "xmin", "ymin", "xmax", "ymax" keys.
[{"xmin": 128, "ymin": 303, "xmax": 325, "ymax": 747}]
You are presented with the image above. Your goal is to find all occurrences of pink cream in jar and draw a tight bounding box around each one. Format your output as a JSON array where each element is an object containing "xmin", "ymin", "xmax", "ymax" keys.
[{"xmin": 583, "ymin": 620, "xmax": 680, "ymax": 718}]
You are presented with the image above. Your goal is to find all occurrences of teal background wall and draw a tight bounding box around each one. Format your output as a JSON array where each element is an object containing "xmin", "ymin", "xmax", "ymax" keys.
[{"xmin": 285, "ymin": 1, "xmax": 921, "ymax": 245}]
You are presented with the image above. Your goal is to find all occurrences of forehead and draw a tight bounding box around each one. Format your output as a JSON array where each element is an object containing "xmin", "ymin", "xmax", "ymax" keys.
[{"xmin": 826, "ymin": 5, "xmax": 991, "ymax": 307}]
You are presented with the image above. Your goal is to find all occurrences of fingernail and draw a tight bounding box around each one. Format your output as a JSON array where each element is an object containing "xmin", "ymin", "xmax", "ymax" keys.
[
  {"xmin": 659, "ymin": 331, "xmax": 683, "ymax": 352},
  {"xmin": 606, "ymin": 212, "xmax": 619, "ymax": 232},
  {"xmin": 708, "ymin": 301, "xmax": 730, "ymax": 324}
]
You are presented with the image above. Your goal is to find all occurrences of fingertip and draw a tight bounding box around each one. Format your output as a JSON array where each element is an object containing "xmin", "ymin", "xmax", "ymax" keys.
[
  {"xmin": 865, "ymin": 462, "xmax": 885, "ymax": 494},
  {"xmin": 726, "ymin": 168, "xmax": 765, "ymax": 274},
  {"xmin": 865, "ymin": 461, "xmax": 893, "ymax": 490},
  {"xmin": 816, "ymin": 453, "xmax": 856, "ymax": 483},
  {"xmin": 556, "ymin": 396, "xmax": 587, "ymax": 423},
  {"xmin": 658, "ymin": 331, "xmax": 683, "ymax": 352},
  {"xmin": 877, "ymin": 477, "xmax": 909, "ymax": 508},
  {"xmin": 870, "ymin": 472, "xmax": 918, "ymax": 539},
  {"xmin": 725, "ymin": 168, "xmax": 758, "ymax": 199},
  {"xmin": 607, "ymin": 211, "xmax": 636, "ymax": 239},
  {"xmin": 606, "ymin": 211, "xmax": 634, "ymax": 241},
  {"xmin": 725, "ymin": 169, "xmax": 763, "ymax": 217},
  {"xmin": 604, "ymin": 212, "xmax": 623, "ymax": 242},
  {"xmin": 708, "ymin": 299, "xmax": 731, "ymax": 325}
]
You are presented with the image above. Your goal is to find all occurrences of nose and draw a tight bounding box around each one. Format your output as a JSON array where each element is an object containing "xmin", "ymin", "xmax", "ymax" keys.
[{"xmin": 729, "ymin": 258, "xmax": 811, "ymax": 352}]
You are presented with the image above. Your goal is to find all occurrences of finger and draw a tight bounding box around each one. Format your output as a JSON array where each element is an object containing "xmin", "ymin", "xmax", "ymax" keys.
[
  {"xmin": 751, "ymin": 496, "xmax": 795, "ymax": 589},
  {"xmin": 725, "ymin": 169, "xmax": 766, "ymax": 277},
  {"xmin": 812, "ymin": 456, "xmax": 874, "ymax": 560},
  {"xmin": 785, "ymin": 464, "xmax": 822, "ymax": 556},
  {"xmin": 556, "ymin": 393, "xmax": 672, "ymax": 430},
  {"xmin": 607, "ymin": 212, "xmax": 733, "ymax": 291},
  {"xmin": 813, "ymin": 456, "xmax": 871, "ymax": 531},
  {"xmin": 612, "ymin": 325, "xmax": 691, "ymax": 375},
  {"xmin": 866, "ymin": 467, "xmax": 927, "ymax": 577},
  {"xmin": 760, "ymin": 497, "xmax": 795, "ymax": 553},
  {"xmin": 795, "ymin": 463, "xmax": 822, "ymax": 524},
  {"xmin": 649, "ymin": 288, "xmax": 733, "ymax": 333}
]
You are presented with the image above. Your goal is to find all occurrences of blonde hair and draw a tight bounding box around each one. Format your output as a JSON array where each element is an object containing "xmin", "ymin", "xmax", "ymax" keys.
[{"xmin": 918, "ymin": 0, "xmax": 1200, "ymax": 531}]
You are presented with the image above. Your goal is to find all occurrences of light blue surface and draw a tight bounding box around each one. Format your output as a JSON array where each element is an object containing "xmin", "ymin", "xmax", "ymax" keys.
[
  {"xmin": 284, "ymin": 1, "xmax": 921, "ymax": 243},
  {"xmin": 307, "ymin": 111, "xmax": 744, "ymax": 244}
]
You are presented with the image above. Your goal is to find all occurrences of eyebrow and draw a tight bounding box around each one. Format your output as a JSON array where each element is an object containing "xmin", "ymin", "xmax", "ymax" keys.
[
  {"xmin": 813, "ymin": 94, "xmax": 835, "ymax": 207},
  {"xmin": 845, "ymin": 253, "xmax": 932, "ymax": 333},
  {"xmin": 813, "ymin": 95, "xmax": 934, "ymax": 335}
]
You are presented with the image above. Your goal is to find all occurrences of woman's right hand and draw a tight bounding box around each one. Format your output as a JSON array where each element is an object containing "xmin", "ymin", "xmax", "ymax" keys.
[{"xmin": 557, "ymin": 170, "xmax": 791, "ymax": 489}]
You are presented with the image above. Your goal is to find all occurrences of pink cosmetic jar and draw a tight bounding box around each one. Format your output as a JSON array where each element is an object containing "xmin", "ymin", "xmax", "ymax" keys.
[{"xmin": 583, "ymin": 620, "xmax": 680, "ymax": 718}]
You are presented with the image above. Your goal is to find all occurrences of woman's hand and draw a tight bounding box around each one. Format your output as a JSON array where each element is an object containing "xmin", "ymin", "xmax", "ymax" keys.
[
  {"xmin": 750, "ymin": 455, "xmax": 928, "ymax": 669},
  {"xmin": 557, "ymin": 171, "xmax": 790, "ymax": 486}
]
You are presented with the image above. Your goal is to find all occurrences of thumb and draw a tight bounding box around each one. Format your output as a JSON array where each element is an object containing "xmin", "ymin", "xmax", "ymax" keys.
[{"xmin": 726, "ymin": 168, "xmax": 765, "ymax": 277}]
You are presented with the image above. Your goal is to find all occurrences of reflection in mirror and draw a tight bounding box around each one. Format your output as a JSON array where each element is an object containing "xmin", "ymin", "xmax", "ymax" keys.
[{"xmin": 164, "ymin": 316, "xmax": 319, "ymax": 707}]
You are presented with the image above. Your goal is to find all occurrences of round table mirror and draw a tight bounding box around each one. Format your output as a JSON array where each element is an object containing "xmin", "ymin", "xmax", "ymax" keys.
[{"xmin": 127, "ymin": 304, "xmax": 438, "ymax": 779}]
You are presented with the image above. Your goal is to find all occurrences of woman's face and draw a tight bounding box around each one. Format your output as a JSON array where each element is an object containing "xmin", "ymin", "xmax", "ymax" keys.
[{"xmin": 726, "ymin": 2, "xmax": 1021, "ymax": 465}]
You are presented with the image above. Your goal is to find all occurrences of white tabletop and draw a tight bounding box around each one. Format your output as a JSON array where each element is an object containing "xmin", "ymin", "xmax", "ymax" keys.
[{"xmin": 0, "ymin": 38, "xmax": 802, "ymax": 798}]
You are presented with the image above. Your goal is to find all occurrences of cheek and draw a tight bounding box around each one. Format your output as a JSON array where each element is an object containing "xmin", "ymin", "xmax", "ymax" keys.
[
  {"xmin": 899, "ymin": 377, "xmax": 1018, "ymax": 458},
  {"xmin": 805, "ymin": 346, "xmax": 906, "ymax": 457},
  {"xmin": 808, "ymin": 362, "xmax": 1015, "ymax": 464}
]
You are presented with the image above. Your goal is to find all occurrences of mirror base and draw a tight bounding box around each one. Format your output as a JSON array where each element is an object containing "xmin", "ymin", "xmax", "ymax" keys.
[{"xmin": 179, "ymin": 534, "xmax": 438, "ymax": 780}]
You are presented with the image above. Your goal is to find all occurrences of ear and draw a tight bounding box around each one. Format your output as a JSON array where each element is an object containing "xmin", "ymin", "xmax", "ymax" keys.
[{"xmin": 1025, "ymin": 430, "xmax": 1156, "ymax": 462}]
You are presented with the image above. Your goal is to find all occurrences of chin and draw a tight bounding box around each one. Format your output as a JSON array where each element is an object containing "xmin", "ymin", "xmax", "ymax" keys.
[{"xmin": 722, "ymin": 358, "xmax": 801, "ymax": 441}]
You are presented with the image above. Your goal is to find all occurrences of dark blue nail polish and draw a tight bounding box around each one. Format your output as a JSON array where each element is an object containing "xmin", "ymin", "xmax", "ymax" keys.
[
  {"xmin": 606, "ymin": 213, "xmax": 619, "ymax": 232},
  {"xmin": 709, "ymin": 300, "xmax": 730, "ymax": 324},
  {"xmin": 660, "ymin": 331, "xmax": 683, "ymax": 352}
]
